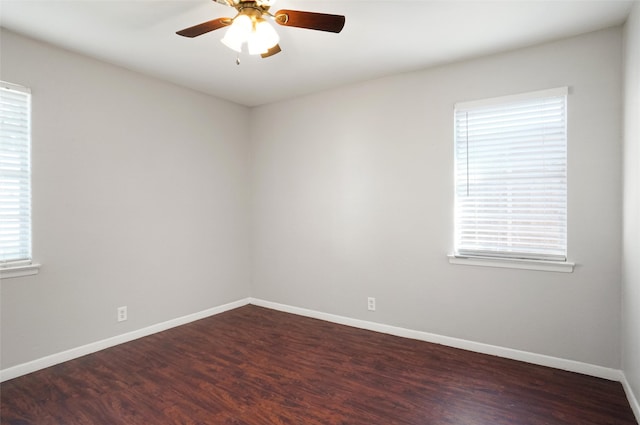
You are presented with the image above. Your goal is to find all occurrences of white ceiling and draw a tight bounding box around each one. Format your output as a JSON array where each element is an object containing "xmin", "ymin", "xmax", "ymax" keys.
[{"xmin": 0, "ymin": 0, "xmax": 635, "ymax": 106}]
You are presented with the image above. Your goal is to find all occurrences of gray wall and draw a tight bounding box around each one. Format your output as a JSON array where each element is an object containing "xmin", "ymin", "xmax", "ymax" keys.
[
  {"xmin": 623, "ymin": 0, "xmax": 640, "ymax": 409},
  {"xmin": 0, "ymin": 30, "xmax": 251, "ymax": 369},
  {"xmin": 0, "ymin": 24, "xmax": 630, "ymax": 378},
  {"xmin": 250, "ymin": 27, "xmax": 624, "ymax": 368}
]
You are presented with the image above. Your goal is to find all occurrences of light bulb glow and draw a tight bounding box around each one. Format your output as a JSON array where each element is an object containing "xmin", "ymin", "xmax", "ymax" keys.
[
  {"xmin": 247, "ymin": 30, "xmax": 267, "ymax": 54},
  {"xmin": 221, "ymin": 14, "xmax": 252, "ymax": 52},
  {"xmin": 255, "ymin": 20, "xmax": 279, "ymax": 49},
  {"xmin": 221, "ymin": 14, "xmax": 279, "ymax": 55}
]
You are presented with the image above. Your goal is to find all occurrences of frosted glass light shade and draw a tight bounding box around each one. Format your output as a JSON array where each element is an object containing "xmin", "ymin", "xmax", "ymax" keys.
[
  {"xmin": 255, "ymin": 20, "xmax": 279, "ymax": 49},
  {"xmin": 221, "ymin": 14, "xmax": 252, "ymax": 52},
  {"xmin": 221, "ymin": 14, "xmax": 279, "ymax": 55},
  {"xmin": 247, "ymin": 20, "xmax": 279, "ymax": 55},
  {"xmin": 247, "ymin": 30, "xmax": 267, "ymax": 55}
]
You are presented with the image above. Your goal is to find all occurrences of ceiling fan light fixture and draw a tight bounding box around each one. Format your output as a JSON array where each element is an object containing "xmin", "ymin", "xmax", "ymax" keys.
[
  {"xmin": 222, "ymin": 14, "xmax": 279, "ymax": 56},
  {"xmin": 221, "ymin": 14, "xmax": 252, "ymax": 52}
]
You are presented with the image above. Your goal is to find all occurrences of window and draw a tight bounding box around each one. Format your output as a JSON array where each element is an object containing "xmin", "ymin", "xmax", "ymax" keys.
[
  {"xmin": 0, "ymin": 81, "xmax": 38, "ymax": 277},
  {"xmin": 452, "ymin": 87, "xmax": 569, "ymax": 268}
]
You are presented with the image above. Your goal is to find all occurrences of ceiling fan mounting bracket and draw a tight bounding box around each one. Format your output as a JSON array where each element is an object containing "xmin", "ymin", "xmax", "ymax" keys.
[{"xmin": 235, "ymin": 1, "xmax": 270, "ymax": 16}]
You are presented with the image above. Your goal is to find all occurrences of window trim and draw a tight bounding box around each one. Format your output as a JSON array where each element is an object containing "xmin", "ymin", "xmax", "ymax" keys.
[
  {"xmin": 448, "ymin": 254, "xmax": 574, "ymax": 273},
  {"xmin": 0, "ymin": 261, "xmax": 41, "ymax": 279},
  {"xmin": 1, "ymin": 81, "xmax": 39, "ymax": 279},
  {"xmin": 451, "ymin": 87, "xmax": 573, "ymax": 271}
]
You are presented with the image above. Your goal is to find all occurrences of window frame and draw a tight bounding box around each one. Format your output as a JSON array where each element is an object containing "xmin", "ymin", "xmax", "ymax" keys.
[
  {"xmin": 0, "ymin": 81, "xmax": 40, "ymax": 279},
  {"xmin": 449, "ymin": 87, "xmax": 574, "ymax": 273}
]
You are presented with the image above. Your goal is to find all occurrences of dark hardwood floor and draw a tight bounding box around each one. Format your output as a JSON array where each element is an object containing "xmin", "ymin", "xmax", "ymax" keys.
[{"xmin": 1, "ymin": 305, "xmax": 637, "ymax": 425}]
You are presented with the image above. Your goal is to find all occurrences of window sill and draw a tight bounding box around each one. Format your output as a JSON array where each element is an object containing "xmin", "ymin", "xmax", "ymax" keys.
[
  {"xmin": 0, "ymin": 262, "xmax": 41, "ymax": 279},
  {"xmin": 448, "ymin": 255, "xmax": 574, "ymax": 273}
]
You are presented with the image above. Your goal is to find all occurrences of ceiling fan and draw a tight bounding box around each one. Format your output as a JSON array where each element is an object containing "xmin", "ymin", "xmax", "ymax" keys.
[{"xmin": 176, "ymin": 0, "xmax": 346, "ymax": 58}]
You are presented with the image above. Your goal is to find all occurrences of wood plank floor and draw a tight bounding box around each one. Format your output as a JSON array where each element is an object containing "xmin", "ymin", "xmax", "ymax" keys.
[{"xmin": 1, "ymin": 305, "xmax": 637, "ymax": 425}]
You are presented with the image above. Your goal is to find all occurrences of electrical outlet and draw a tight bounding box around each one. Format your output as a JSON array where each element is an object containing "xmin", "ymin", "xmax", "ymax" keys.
[
  {"xmin": 367, "ymin": 297, "xmax": 376, "ymax": 311},
  {"xmin": 117, "ymin": 306, "xmax": 127, "ymax": 322}
]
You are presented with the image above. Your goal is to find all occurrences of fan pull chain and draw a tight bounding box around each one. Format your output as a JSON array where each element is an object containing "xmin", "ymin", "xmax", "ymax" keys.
[{"xmin": 236, "ymin": 55, "xmax": 241, "ymax": 65}]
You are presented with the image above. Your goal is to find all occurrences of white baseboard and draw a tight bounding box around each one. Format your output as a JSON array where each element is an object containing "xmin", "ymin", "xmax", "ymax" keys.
[
  {"xmin": 249, "ymin": 297, "xmax": 623, "ymax": 382},
  {"xmin": 0, "ymin": 298, "xmax": 251, "ymax": 383},
  {"xmin": 622, "ymin": 374, "xmax": 640, "ymax": 423},
  {"xmin": 3, "ymin": 296, "xmax": 638, "ymax": 425}
]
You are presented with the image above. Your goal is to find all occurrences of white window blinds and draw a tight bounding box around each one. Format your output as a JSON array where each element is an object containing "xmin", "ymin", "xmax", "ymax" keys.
[
  {"xmin": 0, "ymin": 82, "xmax": 32, "ymax": 264},
  {"xmin": 454, "ymin": 87, "xmax": 568, "ymax": 261}
]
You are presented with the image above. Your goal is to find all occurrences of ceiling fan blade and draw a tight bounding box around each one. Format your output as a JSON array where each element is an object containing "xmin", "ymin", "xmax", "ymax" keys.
[
  {"xmin": 274, "ymin": 9, "xmax": 345, "ymax": 33},
  {"xmin": 261, "ymin": 44, "xmax": 282, "ymax": 58},
  {"xmin": 176, "ymin": 18, "xmax": 232, "ymax": 38}
]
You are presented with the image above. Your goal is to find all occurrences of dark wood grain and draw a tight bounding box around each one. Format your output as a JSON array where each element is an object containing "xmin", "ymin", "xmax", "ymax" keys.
[
  {"xmin": 1, "ymin": 305, "xmax": 637, "ymax": 424},
  {"xmin": 176, "ymin": 17, "xmax": 231, "ymax": 38},
  {"xmin": 274, "ymin": 10, "xmax": 345, "ymax": 33}
]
